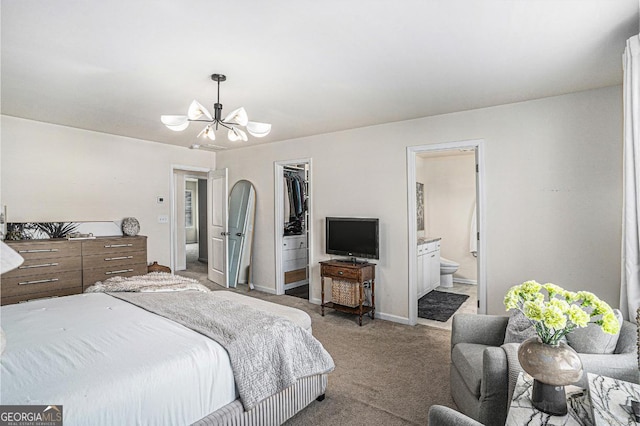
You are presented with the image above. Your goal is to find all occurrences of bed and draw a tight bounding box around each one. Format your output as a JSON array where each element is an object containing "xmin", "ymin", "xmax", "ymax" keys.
[{"xmin": 0, "ymin": 275, "xmax": 334, "ymax": 425}]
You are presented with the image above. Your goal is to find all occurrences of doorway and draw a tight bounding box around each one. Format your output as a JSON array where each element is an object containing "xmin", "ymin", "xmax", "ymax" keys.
[
  {"xmin": 171, "ymin": 166, "xmax": 210, "ymax": 274},
  {"xmin": 274, "ymin": 159, "xmax": 313, "ymax": 299},
  {"xmin": 407, "ymin": 140, "xmax": 486, "ymax": 327}
]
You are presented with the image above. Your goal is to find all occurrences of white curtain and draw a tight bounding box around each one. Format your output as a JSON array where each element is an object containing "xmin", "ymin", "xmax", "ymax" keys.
[{"xmin": 620, "ymin": 35, "xmax": 640, "ymax": 321}]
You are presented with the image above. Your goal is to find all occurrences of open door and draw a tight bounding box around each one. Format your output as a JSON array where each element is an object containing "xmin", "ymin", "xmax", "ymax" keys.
[{"xmin": 208, "ymin": 168, "xmax": 229, "ymax": 287}]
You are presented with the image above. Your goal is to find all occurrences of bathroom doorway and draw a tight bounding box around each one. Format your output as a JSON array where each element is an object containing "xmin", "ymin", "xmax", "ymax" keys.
[{"xmin": 407, "ymin": 140, "xmax": 486, "ymax": 327}]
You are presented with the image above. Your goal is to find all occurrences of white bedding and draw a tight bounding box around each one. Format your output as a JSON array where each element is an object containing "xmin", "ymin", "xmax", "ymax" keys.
[{"xmin": 0, "ymin": 293, "xmax": 237, "ymax": 425}]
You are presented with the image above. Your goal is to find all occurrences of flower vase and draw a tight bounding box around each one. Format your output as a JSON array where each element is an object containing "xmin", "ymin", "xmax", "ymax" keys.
[{"xmin": 517, "ymin": 337, "xmax": 583, "ymax": 416}]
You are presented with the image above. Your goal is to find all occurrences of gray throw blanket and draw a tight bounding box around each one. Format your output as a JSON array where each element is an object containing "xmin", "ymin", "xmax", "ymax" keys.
[{"xmin": 109, "ymin": 291, "xmax": 335, "ymax": 410}]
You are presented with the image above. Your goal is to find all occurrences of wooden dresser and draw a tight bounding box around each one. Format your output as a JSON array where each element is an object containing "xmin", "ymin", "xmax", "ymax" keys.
[
  {"xmin": 2, "ymin": 239, "xmax": 83, "ymax": 305},
  {"xmin": 81, "ymin": 236, "xmax": 147, "ymax": 291},
  {"xmin": 2, "ymin": 236, "xmax": 147, "ymax": 305}
]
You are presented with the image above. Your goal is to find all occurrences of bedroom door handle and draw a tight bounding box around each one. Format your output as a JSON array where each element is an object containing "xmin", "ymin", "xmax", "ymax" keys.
[
  {"xmin": 236, "ymin": 233, "xmax": 244, "ymax": 237},
  {"xmin": 220, "ymin": 232, "xmax": 230, "ymax": 236}
]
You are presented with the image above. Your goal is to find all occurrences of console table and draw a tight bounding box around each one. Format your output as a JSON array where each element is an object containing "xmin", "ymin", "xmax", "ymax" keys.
[{"xmin": 320, "ymin": 260, "xmax": 375, "ymax": 326}]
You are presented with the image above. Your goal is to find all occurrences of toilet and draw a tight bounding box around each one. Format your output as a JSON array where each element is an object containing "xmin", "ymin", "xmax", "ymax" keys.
[{"xmin": 440, "ymin": 257, "xmax": 459, "ymax": 288}]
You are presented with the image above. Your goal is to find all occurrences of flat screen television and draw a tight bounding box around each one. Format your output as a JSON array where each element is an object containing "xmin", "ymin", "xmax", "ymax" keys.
[{"xmin": 326, "ymin": 217, "xmax": 379, "ymax": 260}]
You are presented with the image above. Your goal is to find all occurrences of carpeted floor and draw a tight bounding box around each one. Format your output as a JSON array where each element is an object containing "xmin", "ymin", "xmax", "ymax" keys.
[
  {"xmin": 418, "ymin": 290, "xmax": 470, "ymax": 322},
  {"xmin": 176, "ymin": 269, "xmax": 457, "ymax": 425}
]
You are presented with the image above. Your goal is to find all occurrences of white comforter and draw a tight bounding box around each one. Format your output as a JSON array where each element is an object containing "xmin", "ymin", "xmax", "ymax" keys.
[{"xmin": 1, "ymin": 293, "xmax": 237, "ymax": 425}]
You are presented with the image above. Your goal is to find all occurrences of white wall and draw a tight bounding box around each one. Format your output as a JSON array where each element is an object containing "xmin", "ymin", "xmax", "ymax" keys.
[
  {"xmin": 0, "ymin": 116, "xmax": 215, "ymax": 266},
  {"xmin": 417, "ymin": 153, "xmax": 477, "ymax": 282},
  {"xmin": 217, "ymin": 86, "xmax": 623, "ymax": 319}
]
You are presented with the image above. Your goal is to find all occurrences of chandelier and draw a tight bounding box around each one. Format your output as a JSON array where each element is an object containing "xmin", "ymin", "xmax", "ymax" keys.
[{"xmin": 161, "ymin": 74, "xmax": 271, "ymax": 142}]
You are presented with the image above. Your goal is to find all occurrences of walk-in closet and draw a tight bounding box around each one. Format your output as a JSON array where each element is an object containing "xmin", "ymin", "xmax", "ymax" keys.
[{"xmin": 282, "ymin": 163, "xmax": 309, "ymax": 299}]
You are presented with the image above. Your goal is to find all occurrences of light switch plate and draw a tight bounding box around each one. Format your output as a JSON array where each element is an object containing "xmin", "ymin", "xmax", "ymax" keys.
[{"xmin": 158, "ymin": 215, "xmax": 169, "ymax": 224}]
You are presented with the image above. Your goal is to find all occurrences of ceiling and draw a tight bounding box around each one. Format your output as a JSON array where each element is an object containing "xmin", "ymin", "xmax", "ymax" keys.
[{"xmin": 1, "ymin": 1, "xmax": 638, "ymax": 150}]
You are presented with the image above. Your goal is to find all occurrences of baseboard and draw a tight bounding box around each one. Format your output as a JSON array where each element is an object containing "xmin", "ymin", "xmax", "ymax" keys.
[
  {"xmin": 308, "ymin": 298, "xmax": 409, "ymax": 325},
  {"xmin": 375, "ymin": 312, "xmax": 410, "ymax": 325},
  {"xmin": 252, "ymin": 284, "xmax": 277, "ymax": 294},
  {"xmin": 453, "ymin": 278, "xmax": 477, "ymax": 285}
]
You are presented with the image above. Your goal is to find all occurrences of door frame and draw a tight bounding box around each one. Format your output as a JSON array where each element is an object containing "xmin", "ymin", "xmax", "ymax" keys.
[
  {"xmin": 274, "ymin": 158, "xmax": 313, "ymax": 297},
  {"xmin": 406, "ymin": 140, "xmax": 487, "ymax": 326},
  {"xmin": 170, "ymin": 165, "xmax": 211, "ymax": 272}
]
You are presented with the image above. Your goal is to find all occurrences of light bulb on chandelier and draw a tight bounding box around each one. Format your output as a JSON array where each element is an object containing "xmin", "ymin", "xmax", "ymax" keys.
[{"xmin": 161, "ymin": 74, "xmax": 271, "ymax": 142}]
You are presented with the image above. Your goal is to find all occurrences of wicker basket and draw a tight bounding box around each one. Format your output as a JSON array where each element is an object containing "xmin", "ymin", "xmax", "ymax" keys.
[{"xmin": 331, "ymin": 279, "xmax": 361, "ymax": 307}]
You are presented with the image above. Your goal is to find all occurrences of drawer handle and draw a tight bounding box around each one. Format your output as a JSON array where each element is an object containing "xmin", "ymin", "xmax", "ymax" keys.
[
  {"xmin": 18, "ymin": 248, "xmax": 59, "ymax": 253},
  {"xmin": 19, "ymin": 262, "xmax": 59, "ymax": 269},
  {"xmin": 338, "ymin": 271, "xmax": 344, "ymax": 275},
  {"xmin": 104, "ymin": 244, "xmax": 133, "ymax": 248},
  {"xmin": 18, "ymin": 278, "xmax": 59, "ymax": 285},
  {"xmin": 105, "ymin": 269, "xmax": 134, "ymax": 275},
  {"xmin": 104, "ymin": 256, "xmax": 133, "ymax": 261}
]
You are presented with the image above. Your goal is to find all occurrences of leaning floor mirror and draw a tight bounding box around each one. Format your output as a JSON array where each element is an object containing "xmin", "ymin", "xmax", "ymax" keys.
[{"xmin": 228, "ymin": 180, "xmax": 256, "ymax": 289}]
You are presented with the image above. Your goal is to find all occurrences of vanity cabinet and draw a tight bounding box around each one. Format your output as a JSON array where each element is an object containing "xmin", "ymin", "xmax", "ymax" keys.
[{"xmin": 417, "ymin": 239, "xmax": 441, "ymax": 298}]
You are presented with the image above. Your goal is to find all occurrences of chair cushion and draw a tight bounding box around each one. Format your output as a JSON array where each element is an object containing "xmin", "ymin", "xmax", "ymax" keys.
[
  {"xmin": 503, "ymin": 310, "xmax": 537, "ymax": 344},
  {"xmin": 451, "ymin": 343, "xmax": 490, "ymax": 398},
  {"xmin": 566, "ymin": 309, "xmax": 623, "ymax": 354}
]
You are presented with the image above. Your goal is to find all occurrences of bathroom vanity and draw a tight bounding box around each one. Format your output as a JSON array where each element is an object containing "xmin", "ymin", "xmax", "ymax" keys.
[{"xmin": 417, "ymin": 238, "xmax": 441, "ymax": 298}]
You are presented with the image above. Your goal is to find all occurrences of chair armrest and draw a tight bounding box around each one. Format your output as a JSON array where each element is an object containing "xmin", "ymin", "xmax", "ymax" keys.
[
  {"xmin": 577, "ymin": 352, "xmax": 640, "ymax": 386},
  {"xmin": 451, "ymin": 313, "xmax": 509, "ymax": 349},
  {"xmin": 615, "ymin": 320, "xmax": 638, "ymax": 354},
  {"xmin": 428, "ymin": 405, "xmax": 483, "ymax": 426},
  {"xmin": 479, "ymin": 347, "xmax": 510, "ymax": 426}
]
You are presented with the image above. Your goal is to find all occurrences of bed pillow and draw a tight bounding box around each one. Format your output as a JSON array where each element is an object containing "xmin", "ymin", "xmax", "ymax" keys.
[
  {"xmin": 503, "ymin": 309, "xmax": 537, "ymax": 344},
  {"xmin": 565, "ymin": 309, "xmax": 623, "ymax": 354}
]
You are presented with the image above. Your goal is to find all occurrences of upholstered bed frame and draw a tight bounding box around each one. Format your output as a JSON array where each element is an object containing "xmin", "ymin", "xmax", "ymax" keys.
[{"xmin": 195, "ymin": 374, "xmax": 327, "ymax": 425}]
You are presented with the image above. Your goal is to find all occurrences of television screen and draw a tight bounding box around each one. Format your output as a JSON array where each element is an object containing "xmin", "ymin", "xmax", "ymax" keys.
[{"xmin": 326, "ymin": 217, "xmax": 379, "ymax": 260}]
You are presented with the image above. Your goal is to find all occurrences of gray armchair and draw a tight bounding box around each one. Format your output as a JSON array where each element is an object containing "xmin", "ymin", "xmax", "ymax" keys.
[
  {"xmin": 450, "ymin": 313, "xmax": 639, "ymax": 426},
  {"xmin": 428, "ymin": 405, "xmax": 482, "ymax": 426}
]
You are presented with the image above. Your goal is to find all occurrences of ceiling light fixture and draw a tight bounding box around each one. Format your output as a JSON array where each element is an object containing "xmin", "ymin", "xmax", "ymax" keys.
[{"xmin": 161, "ymin": 74, "xmax": 271, "ymax": 142}]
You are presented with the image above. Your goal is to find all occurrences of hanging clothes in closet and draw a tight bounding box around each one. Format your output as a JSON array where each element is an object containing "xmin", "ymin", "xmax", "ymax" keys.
[{"xmin": 284, "ymin": 170, "xmax": 306, "ymax": 235}]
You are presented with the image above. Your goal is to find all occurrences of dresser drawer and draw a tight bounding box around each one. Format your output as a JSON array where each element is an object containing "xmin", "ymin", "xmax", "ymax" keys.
[
  {"xmin": 82, "ymin": 237, "xmax": 146, "ymax": 256},
  {"xmin": 83, "ymin": 263, "xmax": 148, "ymax": 288},
  {"xmin": 284, "ymin": 258, "xmax": 308, "ymax": 272},
  {"xmin": 321, "ymin": 264, "xmax": 360, "ymax": 280},
  {"xmin": 283, "ymin": 248, "xmax": 307, "ymax": 261},
  {"xmin": 82, "ymin": 250, "xmax": 147, "ymax": 270},
  {"xmin": 2, "ymin": 256, "xmax": 82, "ymax": 279},
  {"xmin": 1, "ymin": 270, "xmax": 82, "ymax": 298},
  {"xmin": 7, "ymin": 240, "xmax": 81, "ymax": 260},
  {"xmin": 284, "ymin": 268, "xmax": 307, "ymax": 284},
  {"xmin": 283, "ymin": 235, "xmax": 307, "ymax": 250},
  {"xmin": 1, "ymin": 287, "xmax": 83, "ymax": 305}
]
